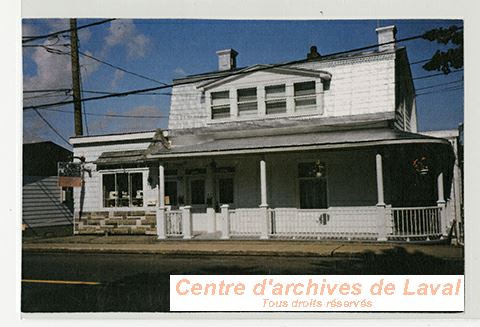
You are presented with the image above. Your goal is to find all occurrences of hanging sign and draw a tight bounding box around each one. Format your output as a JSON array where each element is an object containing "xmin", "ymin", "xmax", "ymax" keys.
[{"xmin": 58, "ymin": 162, "xmax": 82, "ymax": 187}]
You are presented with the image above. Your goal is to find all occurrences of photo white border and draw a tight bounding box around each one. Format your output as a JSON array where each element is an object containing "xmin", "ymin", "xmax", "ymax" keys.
[{"xmin": 3, "ymin": 0, "xmax": 479, "ymax": 325}]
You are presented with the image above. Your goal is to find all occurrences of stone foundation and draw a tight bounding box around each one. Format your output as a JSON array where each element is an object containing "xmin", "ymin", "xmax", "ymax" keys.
[{"xmin": 74, "ymin": 211, "xmax": 157, "ymax": 235}]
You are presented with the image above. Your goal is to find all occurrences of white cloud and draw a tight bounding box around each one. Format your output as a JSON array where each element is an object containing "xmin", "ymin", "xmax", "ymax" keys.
[
  {"xmin": 103, "ymin": 20, "xmax": 150, "ymax": 59},
  {"xmin": 110, "ymin": 70, "xmax": 125, "ymax": 89}
]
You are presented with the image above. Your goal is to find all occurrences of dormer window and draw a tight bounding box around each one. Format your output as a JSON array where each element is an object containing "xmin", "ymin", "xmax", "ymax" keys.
[
  {"xmin": 237, "ymin": 87, "xmax": 257, "ymax": 116},
  {"xmin": 211, "ymin": 91, "xmax": 230, "ymax": 119},
  {"xmin": 294, "ymin": 81, "xmax": 316, "ymax": 111},
  {"xmin": 265, "ymin": 84, "xmax": 287, "ymax": 115}
]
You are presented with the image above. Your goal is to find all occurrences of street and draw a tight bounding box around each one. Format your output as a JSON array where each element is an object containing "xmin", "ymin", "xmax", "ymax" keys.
[{"xmin": 22, "ymin": 250, "xmax": 463, "ymax": 312}]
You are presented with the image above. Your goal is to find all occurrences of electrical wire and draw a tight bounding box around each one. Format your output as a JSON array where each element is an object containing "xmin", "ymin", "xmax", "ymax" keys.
[
  {"xmin": 78, "ymin": 50, "xmax": 169, "ymax": 86},
  {"xmin": 32, "ymin": 108, "xmax": 71, "ymax": 146},
  {"xmin": 22, "ymin": 19, "xmax": 115, "ymax": 44}
]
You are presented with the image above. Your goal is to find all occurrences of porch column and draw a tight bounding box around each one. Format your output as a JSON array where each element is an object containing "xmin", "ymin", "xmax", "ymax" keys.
[
  {"xmin": 375, "ymin": 153, "xmax": 388, "ymax": 241},
  {"xmin": 437, "ymin": 172, "xmax": 447, "ymax": 236},
  {"xmin": 156, "ymin": 163, "xmax": 166, "ymax": 239},
  {"xmin": 259, "ymin": 159, "xmax": 269, "ymax": 239},
  {"xmin": 260, "ymin": 159, "xmax": 268, "ymax": 207},
  {"xmin": 375, "ymin": 153, "xmax": 385, "ymax": 206}
]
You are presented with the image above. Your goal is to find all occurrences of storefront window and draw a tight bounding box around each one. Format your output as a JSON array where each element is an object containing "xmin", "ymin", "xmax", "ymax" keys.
[{"xmin": 102, "ymin": 172, "xmax": 144, "ymax": 207}]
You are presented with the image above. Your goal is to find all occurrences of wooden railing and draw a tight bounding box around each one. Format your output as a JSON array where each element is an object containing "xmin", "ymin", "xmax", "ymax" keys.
[
  {"xmin": 390, "ymin": 206, "xmax": 442, "ymax": 240},
  {"xmin": 269, "ymin": 207, "xmax": 378, "ymax": 240},
  {"xmin": 228, "ymin": 208, "xmax": 263, "ymax": 237},
  {"xmin": 165, "ymin": 210, "xmax": 183, "ymax": 236}
]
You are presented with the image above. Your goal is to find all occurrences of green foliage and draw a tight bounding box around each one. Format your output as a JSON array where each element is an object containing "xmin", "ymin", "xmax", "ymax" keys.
[{"xmin": 422, "ymin": 25, "xmax": 463, "ymax": 74}]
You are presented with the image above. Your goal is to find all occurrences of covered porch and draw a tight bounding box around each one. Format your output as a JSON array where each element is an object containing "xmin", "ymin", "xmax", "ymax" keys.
[{"xmin": 149, "ymin": 128, "xmax": 455, "ymax": 242}]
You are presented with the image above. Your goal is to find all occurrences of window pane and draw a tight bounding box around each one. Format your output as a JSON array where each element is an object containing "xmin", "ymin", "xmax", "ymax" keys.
[
  {"xmin": 238, "ymin": 102, "xmax": 258, "ymax": 115},
  {"xmin": 266, "ymin": 100, "xmax": 287, "ymax": 114},
  {"xmin": 103, "ymin": 174, "xmax": 115, "ymax": 207},
  {"xmin": 294, "ymin": 81, "xmax": 316, "ymax": 96},
  {"xmin": 211, "ymin": 91, "xmax": 229, "ymax": 105},
  {"xmin": 295, "ymin": 97, "xmax": 316, "ymax": 109},
  {"xmin": 165, "ymin": 181, "xmax": 178, "ymax": 206},
  {"xmin": 265, "ymin": 84, "xmax": 285, "ymax": 99},
  {"xmin": 131, "ymin": 173, "xmax": 143, "ymax": 207},
  {"xmin": 190, "ymin": 179, "xmax": 205, "ymax": 205},
  {"xmin": 212, "ymin": 105, "xmax": 230, "ymax": 119},
  {"xmin": 237, "ymin": 88, "xmax": 257, "ymax": 102},
  {"xmin": 117, "ymin": 173, "xmax": 129, "ymax": 207},
  {"xmin": 218, "ymin": 178, "xmax": 234, "ymax": 204}
]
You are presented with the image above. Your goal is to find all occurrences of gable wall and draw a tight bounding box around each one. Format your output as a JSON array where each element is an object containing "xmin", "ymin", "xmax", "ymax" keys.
[{"xmin": 168, "ymin": 52, "xmax": 396, "ymax": 130}]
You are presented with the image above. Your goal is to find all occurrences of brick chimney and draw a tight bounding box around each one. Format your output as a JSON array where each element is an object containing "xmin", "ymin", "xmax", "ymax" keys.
[
  {"xmin": 216, "ymin": 49, "xmax": 238, "ymax": 71},
  {"xmin": 375, "ymin": 25, "xmax": 397, "ymax": 51}
]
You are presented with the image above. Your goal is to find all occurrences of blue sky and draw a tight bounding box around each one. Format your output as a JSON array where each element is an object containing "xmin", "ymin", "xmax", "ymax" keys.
[{"xmin": 22, "ymin": 19, "xmax": 464, "ymax": 149}]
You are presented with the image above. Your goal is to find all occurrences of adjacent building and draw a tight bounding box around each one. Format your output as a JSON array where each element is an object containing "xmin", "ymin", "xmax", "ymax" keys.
[{"xmin": 23, "ymin": 141, "xmax": 74, "ymax": 236}]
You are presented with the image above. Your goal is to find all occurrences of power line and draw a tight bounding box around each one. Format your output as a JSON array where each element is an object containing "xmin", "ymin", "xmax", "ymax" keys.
[
  {"xmin": 416, "ymin": 86, "xmax": 463, "ymax": 96},
  {"xmin": 37, "ymin": 107, "xmax": 168, "ymax": 119},
  {"xmin": 23, "ymin": 27, "xmax": 464, "ymax": 111},
  {"xmin": 413, "ymin": 69, "xmax": 463, "ymax": 81},
  {"xmin": 22, "ymin": 19, "xmax": 115, "ymax": 44},
  {"xmin": 77, "ymin": 50, "xmax": 169, "ymax": 86},
  {"xmin": 415, "ymin": 79, "xmax": 463, "ymax": 91},
  {"xmin": 32, "ymin": 109, "xmax": 71, "ymax": 146},
  {"xmin": 24, "ymin": 88, "xmax": 71, "ymax": 93}
]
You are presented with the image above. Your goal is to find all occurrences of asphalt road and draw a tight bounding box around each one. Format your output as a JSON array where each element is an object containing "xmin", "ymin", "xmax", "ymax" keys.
[{"xmin": 22, "ymin": 251, "xmax": 463, "ymax": 312}]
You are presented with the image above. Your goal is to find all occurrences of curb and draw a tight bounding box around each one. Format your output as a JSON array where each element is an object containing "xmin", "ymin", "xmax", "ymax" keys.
[{"xmin": 21, "ymin": 244, "xmax": 464, "ymax": 260}]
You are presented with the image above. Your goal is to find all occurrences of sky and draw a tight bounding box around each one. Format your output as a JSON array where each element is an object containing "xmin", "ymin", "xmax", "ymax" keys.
[{"xmin": 22, "ymin": 19, "xmax": 464, "ymax": 149}]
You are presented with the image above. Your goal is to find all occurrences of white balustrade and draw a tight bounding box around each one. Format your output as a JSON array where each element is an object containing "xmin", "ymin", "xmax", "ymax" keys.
[
  {"xmin": 269, "ymin": 207, "xmax": 378, "ymax": 240},
  {"xmin": 165, "ymin": 210, "xmax": 183, "ymax": 236},
  {"xmin": 390, "ymin": 206, "xmax": 442, "ymax": 240}
]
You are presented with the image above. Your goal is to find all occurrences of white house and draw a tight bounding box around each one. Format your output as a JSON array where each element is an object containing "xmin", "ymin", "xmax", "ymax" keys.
[{"xmin": 70, "ymin": 25, "xmax": 460, "ymax": 242}]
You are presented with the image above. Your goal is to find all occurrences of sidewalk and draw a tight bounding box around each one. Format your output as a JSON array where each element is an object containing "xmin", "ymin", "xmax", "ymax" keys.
[{"xmin": 22, "ymin": 235, "xmax": 464, "ymax": 259}]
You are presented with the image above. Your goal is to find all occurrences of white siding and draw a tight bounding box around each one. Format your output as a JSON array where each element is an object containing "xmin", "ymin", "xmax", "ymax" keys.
[
  {"xmin": 168, "ymin": 53, "xmax": 396, "ymax": 130},
  {"xmin": 72, "ymin": 141, "xmax": 154, "ymax": 213}
]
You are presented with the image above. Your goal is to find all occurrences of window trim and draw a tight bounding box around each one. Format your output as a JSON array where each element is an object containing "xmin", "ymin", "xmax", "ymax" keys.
[
  {"xmin": 237, "ymin": 87, "xmax": 258, "ymax": 117},
  {"xmin": 265, "ymin": 84, "xmax": 287, "ymax": 115},
  {"xmin": 206, "ymin": 77, "xmax": 325, "ymax": 123},
  {"xmin": 210, "ymin": 90, "xmax": 231, "ymax": 120},
  {"xmin": 294, "ymin": 81, "xmax": 317, "ymax": 112},
  {"xmin": 100, "ymin": 170, "xmax": 146, "ymax": 209}
]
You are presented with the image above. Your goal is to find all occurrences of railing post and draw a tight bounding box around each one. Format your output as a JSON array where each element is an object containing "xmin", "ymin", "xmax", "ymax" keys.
[
  {"xmin": 437, "ymin": 172, "xmax": 448, "ymax": 236},
  {"xmin": 182, "ymin": 205, "xmax": 192, "ymax": 239},
  {"xmin": 156, "ymin": 207, "xmax": 166, "ymax": 240},
  {"xmin": 259, "ymin": 205, "xmax": 270, "ymax": 240},
  {"xmin": 376, "ymin": 205, "xmax": 388, "ymax": 241},
  {"xmin": 220, "ymin": 204, "xmax": 230, "ymax": 239}
]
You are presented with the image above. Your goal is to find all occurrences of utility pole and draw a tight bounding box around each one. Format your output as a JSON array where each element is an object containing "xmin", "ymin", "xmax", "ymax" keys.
[{"xmin": 70, "ymin": 18, "xmax": 83, "ymax": 136}]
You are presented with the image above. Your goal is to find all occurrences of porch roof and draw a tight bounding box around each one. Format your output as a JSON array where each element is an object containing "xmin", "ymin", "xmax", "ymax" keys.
[
  {"xmin": 146, "ymin": 127, "xmax": 451, "ymax": 159},
  {"xmin": 96, "ymin": 149, "xmax": 147, "ymax": 166}
]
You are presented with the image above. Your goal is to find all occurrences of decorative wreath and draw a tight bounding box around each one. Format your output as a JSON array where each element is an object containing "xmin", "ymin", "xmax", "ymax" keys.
[{"xmin": 412, "ymin": 156, "xmax": 430, "ymax": 175}]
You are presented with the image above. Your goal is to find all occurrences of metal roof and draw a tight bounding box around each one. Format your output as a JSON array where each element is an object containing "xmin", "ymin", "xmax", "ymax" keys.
[{"xmin": 146, "ymin": 128, "xmax": 450, "ymax": 159}]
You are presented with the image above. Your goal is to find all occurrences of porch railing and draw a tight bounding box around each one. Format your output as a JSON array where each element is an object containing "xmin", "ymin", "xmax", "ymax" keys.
[
  {"xmin": 269, "ymin": 207, "xmax": 378, "ymax": 240},
  {"xmin": 165, "ymin": 210, "xmax": 183, "ymax": 236},
  {"xmin": 390, "ymin": 206, "xmax": 442, "ymax": 240},
  {"xmin": 229, "ymin": 208, "xmax": 263, "ymax": 237}
]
